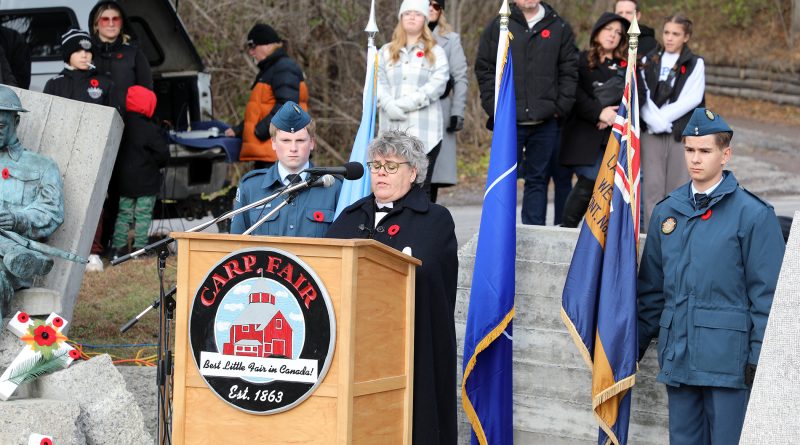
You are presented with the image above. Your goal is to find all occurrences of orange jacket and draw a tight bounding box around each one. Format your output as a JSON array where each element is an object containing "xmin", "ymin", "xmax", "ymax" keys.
[{"xmin": 240, "ymin": 49, "xmax": 309, "ymax": 162}]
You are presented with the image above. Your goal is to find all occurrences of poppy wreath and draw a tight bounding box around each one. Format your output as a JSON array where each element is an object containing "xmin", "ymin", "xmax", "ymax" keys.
[
  {"xmin": 313, "ymin": 211, "xmax": 324, "ymax": 222},
  {"xmin": 1, "ymin": 167, "xmax": 9, "ymax": 179},
  {"xmin": 387, "ymin": 224, "xmax": 400, "ymax": 236},
  {"xmin": 541, "ymin": 29, "xmax": 551, "ymax": 39},
  {"xmin": 21, "ymin": 320, "xmax": 68, "ymax": 358}
]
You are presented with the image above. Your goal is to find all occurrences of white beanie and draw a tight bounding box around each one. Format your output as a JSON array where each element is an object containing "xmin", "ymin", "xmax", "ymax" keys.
[{"xmin": 398, "ymin": 0, "xmax": 429, "ymax": 22}]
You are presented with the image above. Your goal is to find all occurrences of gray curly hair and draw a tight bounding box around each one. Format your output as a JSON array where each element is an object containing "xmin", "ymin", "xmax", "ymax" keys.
[{"xmin": 367, "ymin": 130, "xmax": 429, "ymax": 185}]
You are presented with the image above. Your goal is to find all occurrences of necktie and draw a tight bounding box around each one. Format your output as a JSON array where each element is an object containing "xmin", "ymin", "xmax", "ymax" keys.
[
  {"xmin": 376, "ymin": 206, "xmax": 392, "ymax": 212},
  {"xmin": 284, "ymin": 174, "xmax": 299, "ymax": 186},
  {"xmin": 694, "ymin": 193, "xmax": 710, "ymax": 210}
]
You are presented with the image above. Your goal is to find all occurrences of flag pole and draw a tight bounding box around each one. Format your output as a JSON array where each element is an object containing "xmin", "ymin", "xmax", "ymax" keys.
[
  {"xmin": 494, "ymin": 0, "xmax": 511, "ymax": 113},
  {"xmin": 626, "ymin": 15, "xmax": 641, "ymax": 239},
  {"xmin": 365, "ymin": 0, "xmax": 378, "ymax": 46}
]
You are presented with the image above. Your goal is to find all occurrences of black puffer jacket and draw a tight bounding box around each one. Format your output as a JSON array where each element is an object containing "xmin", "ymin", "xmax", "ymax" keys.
[
  {"xmin": 43, "ymin": 68, "xmax": 114, "ymax": 107},
  {"xmin": 112, "ymin": 112, "xmax": 169, "ymax": 197},
  {"xmin": 475, "ymin": 2, "xmax": 578, "ymax": 126}
]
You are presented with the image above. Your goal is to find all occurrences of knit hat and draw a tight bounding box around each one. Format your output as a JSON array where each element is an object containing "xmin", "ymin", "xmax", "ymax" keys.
[
  {"xmin": 61, "ymin": 29, "xmax": 92, "ymax": 63},
  {"xmin": 126, "ymin": 85, "xmax": 157, "ymax": 118},
  {"xmin": 246, "ymin": 23, "xmax": 281, "ymax": 47},
  {"xmin": 271, "ymin": 101, "xmax": 310, "ymax": 133},
  {"xmin": 398, "ymin": 0, "xmax": 429, "ymax": 22}
]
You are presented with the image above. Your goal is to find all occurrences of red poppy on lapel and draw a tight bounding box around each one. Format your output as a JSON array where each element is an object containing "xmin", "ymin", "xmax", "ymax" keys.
[
  {"xmin": 680, "ymin": 65, "xmax": 687, "ymax": 74},
  {"xmin": 701, "ymin": 209, "xmax": 712, "ymax": 220},
  {"xmin": 541, "ymin": 29, "xmax": 551, "ymax": 39},
  {"xmin": 388, "ymin": 224, "xmax": 400, "ymax": 236},
  {"xmin": 1, "ymin": 167, "xmax": 8, "ymax": 179},
  {"xmin": 313, "ymin": 211, "xmax": 324, "ymax": 222}
]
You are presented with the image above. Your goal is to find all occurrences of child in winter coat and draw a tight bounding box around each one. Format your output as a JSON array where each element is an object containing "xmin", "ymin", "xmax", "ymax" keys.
[
  {"xmin": 43, "ymin": 29, "xmax": 114, "ymax": 108},
  {"xmin": 111, "ymin": 85, "xmax": 169, "ymax": 255}
]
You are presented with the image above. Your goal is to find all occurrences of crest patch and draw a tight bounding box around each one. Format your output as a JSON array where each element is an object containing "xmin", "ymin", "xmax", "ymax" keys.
[{"xmin": 661, "ymin": 217, "xmax": 677, "ymax": 235}]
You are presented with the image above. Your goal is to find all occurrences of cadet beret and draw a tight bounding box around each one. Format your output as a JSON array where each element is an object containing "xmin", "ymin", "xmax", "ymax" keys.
[
  {"xmin": 272, "ymin": 101, "xmax": 311, "ymax": 133},
  {"xmin": 682, "ymin": 108, "xmax": 733, "ymax": 137}
]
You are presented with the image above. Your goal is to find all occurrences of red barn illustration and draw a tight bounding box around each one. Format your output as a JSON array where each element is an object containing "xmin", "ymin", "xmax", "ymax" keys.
[{"xmin": 222, "ymin": 292, "xmax": 293, "ymax": 358}]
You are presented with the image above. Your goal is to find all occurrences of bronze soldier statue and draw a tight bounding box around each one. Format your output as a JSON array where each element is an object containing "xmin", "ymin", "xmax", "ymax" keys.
[{"xmin": 0, "ymin": 85, "xmax": 66, "ymax": 319}]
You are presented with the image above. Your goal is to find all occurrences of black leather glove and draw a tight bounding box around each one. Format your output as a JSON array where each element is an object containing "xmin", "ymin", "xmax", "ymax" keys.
[
  {"xmin": 745, "ymin": 363, "xmax": 757, "ymax": 386},
  {"xmin": 446, "ymin": 115, "xmax": 464, "ymax": 133}
]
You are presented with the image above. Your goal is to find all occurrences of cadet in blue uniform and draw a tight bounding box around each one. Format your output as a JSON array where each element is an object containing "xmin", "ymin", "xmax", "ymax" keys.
[
  {"xmin": 230, "ymin": 101, "xmax": 341, "ymax": 237},
  {"xmin": 637, "ymin": 108, "xmax": 785, "ymax": 444}
]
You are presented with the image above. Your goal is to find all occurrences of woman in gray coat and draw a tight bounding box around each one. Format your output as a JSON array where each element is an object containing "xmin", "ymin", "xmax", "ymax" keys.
[{"xmin": 428, "ymin": 0, "xmax": 468, "ymax": 202}]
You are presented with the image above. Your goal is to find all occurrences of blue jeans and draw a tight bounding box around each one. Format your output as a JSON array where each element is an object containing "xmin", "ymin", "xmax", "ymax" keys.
[{"xmin": 516, "ymin": 119, "xmax": 571, "ymax": 225}]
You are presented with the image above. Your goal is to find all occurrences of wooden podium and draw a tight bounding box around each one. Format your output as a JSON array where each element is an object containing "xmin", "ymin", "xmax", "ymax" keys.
[{"xmin": 170, "ymin": 233, "xmax": 420, "ymax": 444}]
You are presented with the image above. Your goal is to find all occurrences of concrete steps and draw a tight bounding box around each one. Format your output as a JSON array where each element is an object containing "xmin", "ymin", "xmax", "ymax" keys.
[{"xmin": 456, "ymin": 224, "xmax": 668, "ymax": 444}]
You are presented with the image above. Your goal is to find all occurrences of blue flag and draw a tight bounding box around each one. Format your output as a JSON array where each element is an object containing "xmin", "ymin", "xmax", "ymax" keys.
[
  {"xmin": 561, "ymin": 49, "xmax": 641, "ymax": 445},
  {"xmin": 335, "ymin": 46, "xmax": 377, "ymax": 217},
  {"xmin": 461, "ymin": 48, "xmax": 516, "ymax": 445}
]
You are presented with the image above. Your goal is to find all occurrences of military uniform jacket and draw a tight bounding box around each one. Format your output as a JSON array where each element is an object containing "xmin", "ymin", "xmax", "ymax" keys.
[
  {"xmin": 637, "ymin": 171, "xmax": 785, "ymax": 389},
  {"xmin": 325, "ymin": 186, "xmax": 458, "ymax": 445},
  {"xmin": 229, "ymin": 164, "xmax": 341, "ymax": 238}
]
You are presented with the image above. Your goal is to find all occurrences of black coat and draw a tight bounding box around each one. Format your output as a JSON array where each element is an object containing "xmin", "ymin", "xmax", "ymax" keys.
[
  {"xmin": 112, "ymin": 112, "xmax": 169, "ymax": 197},
  {"xmin": 475, "ymin": 2, "xmax": 578, "ymax": 126},
  {"xmin": 90, "ymin": 36, "xmax": 153, "ymax": 112},
  {"xmin": 560, "ymin": 52, "xmax": 625, "ymax": 166},
  {"xmin": 0, "ymin": 27, "xmax": 30, "ymax": 89},
  {"xmin": 326, "ymin": 185, "xmax": 458, "ymax": 445},
  {"xmin": 43, "ymin": 68, "xmax": 114, "ymax": 107}
]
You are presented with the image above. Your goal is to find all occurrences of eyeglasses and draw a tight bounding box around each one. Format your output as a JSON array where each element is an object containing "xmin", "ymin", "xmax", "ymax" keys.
[
  {"xmin": 99, "ymin": 16, "xmax": 122, "ymax": 25},
  {"xmin": 429, "ymin": 2, "xmax": 442, "ymax": 11},
  {"xmin": 367, "ymin": 161, "xmax": 410, "ymax": 174}
]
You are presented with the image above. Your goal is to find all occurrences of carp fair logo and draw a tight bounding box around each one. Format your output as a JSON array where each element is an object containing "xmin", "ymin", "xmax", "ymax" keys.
[{"xmin": 189, "ymin": 248, "xmax": 335, "ymax": 414}]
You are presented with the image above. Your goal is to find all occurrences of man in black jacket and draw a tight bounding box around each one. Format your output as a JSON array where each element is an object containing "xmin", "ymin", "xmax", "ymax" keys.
[
  {"xmin": 614, "ymin": 0, "xmax": 659, "ymax": 59},
  {"xmin": 475, "ymin": 0, "xmax": 577, "ymax": 226},
  {"xmin": 0, "ymin": 26, "xmax": 31, "ymax": 89}
]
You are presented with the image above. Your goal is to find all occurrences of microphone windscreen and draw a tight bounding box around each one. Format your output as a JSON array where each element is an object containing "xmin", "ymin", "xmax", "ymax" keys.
[
  {"xmin": 320, "ymin": 174, "xmax": 336, "ymax": 188},
  {"xmin": 343, "ymin": 162, "xmax": 365, "ymax": 180}
]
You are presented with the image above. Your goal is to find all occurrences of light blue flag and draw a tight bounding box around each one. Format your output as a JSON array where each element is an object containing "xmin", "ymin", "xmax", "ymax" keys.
[
  {"xmin": 462, "ymin": 47, "xmax": 517, "ymax": 445},
  {"xmin": 335, "ymin": 46, "xmax": 377, "ymax": 217}
]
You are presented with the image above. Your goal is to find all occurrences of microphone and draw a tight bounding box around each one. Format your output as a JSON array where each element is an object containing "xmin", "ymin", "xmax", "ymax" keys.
[
  {"xmin": 283, "ymin": 174, "xmax": 336, "ymax": 195},
  {"xmin": 303, "ymin": 162, "xmax": 364, "ymax": 180}
]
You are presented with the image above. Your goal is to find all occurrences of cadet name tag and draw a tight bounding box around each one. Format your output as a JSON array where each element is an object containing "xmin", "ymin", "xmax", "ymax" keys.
[{"xmin": 189, "ymin": 248, "xmax": 335, "ymax": 415}]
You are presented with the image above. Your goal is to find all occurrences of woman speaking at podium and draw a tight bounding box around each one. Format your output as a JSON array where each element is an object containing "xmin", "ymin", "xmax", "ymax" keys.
[{"xmin": 326, "ymin": 130, "xmax": 458, "ymax": 445}]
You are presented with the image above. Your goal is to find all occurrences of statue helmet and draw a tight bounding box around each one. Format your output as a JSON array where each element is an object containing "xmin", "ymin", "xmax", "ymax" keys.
[{"xmin": 0, "ymin": 85, "xmax": 28, "ymax": 113}]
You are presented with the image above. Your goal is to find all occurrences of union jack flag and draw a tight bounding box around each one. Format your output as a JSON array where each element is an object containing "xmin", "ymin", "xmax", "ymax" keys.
[{"xmin": 561, "ymin": 36, "xmax": 641, "ymax": 444}]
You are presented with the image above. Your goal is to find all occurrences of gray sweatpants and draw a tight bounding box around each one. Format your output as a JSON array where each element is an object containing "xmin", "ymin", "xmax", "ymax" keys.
[{"xmin": 641, "ymin": 132, "xmax": 690, "ymax": 231}]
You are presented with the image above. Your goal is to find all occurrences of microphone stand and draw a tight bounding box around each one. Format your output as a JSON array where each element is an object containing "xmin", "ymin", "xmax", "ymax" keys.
[{"xmin": 242, "ymin": 192, "xmax": 298, "ymax": 235}]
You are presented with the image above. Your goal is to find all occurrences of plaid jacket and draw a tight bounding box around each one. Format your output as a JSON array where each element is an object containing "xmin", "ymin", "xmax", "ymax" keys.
[{"xmin": 377, "ymin": 42, "xmax": 449, "ymax": 153}]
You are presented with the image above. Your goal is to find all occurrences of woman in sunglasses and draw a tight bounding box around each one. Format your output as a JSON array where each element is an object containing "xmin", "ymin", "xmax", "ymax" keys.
[
  {"xmin": 84, "ymin": 1, "xmax": 154, "ymax": 269},
  {"xmin": 87, "ymin": 1, "xmax": 152, "ymax": 110},
  {"xmin": 377, "ymin": 0, "xmax": 449, "ymax": 199},
  {"xmin": 327, "ymin": 129, "xmax": 458, "ymax": 445}
]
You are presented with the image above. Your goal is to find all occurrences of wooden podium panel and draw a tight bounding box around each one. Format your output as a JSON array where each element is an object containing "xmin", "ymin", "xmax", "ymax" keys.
[{"xmin": 170, "ymin": 233, "xmax": 419, "ymax": 444}]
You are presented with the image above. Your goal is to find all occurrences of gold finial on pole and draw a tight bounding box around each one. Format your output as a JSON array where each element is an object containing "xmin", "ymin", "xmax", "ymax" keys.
[
  {"xmin": 628, "ymin": 13, "xmax": 641, "ymax": 55},
  {"xmin": 499, "ymin": 0, "xmax": 511, "ymax": 29}
]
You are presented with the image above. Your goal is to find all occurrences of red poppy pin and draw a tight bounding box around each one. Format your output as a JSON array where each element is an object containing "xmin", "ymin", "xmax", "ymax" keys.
[
  {"xmin": 52, "ymin": 317, "xmax": 64, "ymax": 328},
  {"xmin": 416, "ymin": 50, "xmax": 424, "ymax": 58},
  {"xmin": 313, "ymin": 211, "xmax": 324, "ymax": 222},
  {"xmin": 680, "ymin": 65, "xmax": 687, "ymax": 74},
  {"xmin": 90, "ymin": 78, "xmax": 99, "ymax": 87},
  {"xmin": 17, "ymin": 312, "xmax": 29, "ymax": 323},
  {"xmin": 116, "ymin": 53, "xmax": 123, "ymax": 59},
  {"xmin": 701, "ymin": 209, "xmax": 712, "ymax": 220},
  {"xmin": 541, "ymin": 29, "xmax": 551, "ymax": 39},
  {"xmin": 41, "ymin": 439, "xmax": 53, "ymax": 445},
  {"xmin": 387, "ymin": 224, "xmax": 400, "ymax": 236},
  {"xmin": 69, "ymin": 349, "xmax": 81, "ymax": 360},
  {"xmin": 1, "ymin": 167, "xmax": 8, "ymax": 179},
  {"xmin": 620, "ymin": 60, "xmax": 627, "ymax": 68}
]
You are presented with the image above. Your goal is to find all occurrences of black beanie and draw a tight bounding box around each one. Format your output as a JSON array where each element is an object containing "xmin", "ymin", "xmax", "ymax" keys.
[
  {"xmin": 61, "ymin": 28, "xmax": 92, "ymax": 63},
  {"xmin": 246, "ymin": 23, "xmax": 281, "ymax": 46},
  {"xmin": 437, "ymin": 0, "xmax": 445, "ymax": 9}
]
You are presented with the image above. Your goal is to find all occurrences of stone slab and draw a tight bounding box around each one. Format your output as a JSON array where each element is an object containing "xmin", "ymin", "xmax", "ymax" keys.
[
  {"xmin": 740, "ymin": 211, "xmax": 800, "ymax": 444},
  {"xmin": 8, "ymin": 87, "xmax": 124, "ymax": 324},
  {"xmin": 34, "ymin": 354, "xmax": 152, "ymax": 445},
  {"xmin": 0, "ymin": 398, "xmax": 85, "ymax": 445}
]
